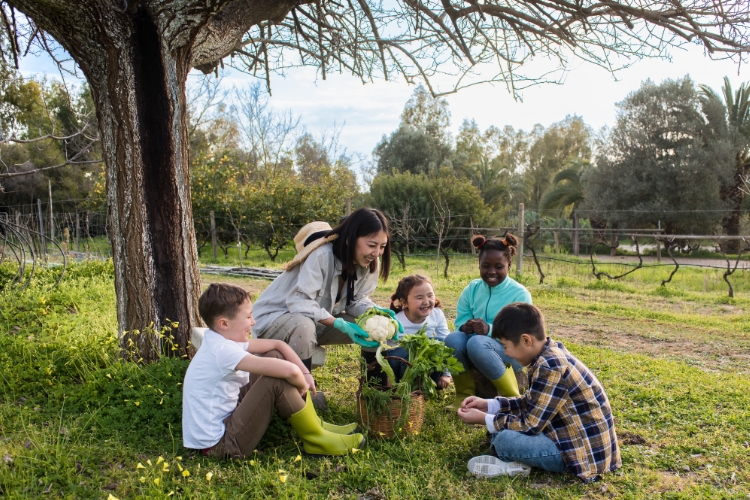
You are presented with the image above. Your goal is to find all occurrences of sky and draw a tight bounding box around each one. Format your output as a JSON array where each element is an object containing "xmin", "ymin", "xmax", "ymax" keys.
[{"xmin": 18, "ymin": 42, "xmax": 748, "ymax": 162}]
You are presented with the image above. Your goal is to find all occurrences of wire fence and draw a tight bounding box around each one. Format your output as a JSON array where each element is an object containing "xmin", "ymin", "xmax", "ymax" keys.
[{"xmin": 1, "ymin": 207, "xmax": 749, "ymax": 296}]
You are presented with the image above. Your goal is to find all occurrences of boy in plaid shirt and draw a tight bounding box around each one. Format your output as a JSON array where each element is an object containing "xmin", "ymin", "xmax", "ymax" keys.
[{"xmin": 458, "ymin": 303, "xmax": 621, "ymax": 482}]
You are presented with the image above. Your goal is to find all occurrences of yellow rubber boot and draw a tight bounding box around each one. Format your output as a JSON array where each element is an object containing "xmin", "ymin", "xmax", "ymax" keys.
[
  {"xmin": 306, "ymin": 393, "xmax": 359, "ymax": 435},
  {"xmin": 490, "ymin": 364, "xmax": 521, "ymax": 397},
  {"xmin": 289, "ymin": 394, "xmax": 365, "ymax": 456},
  {"xmin": 445, "ymin": 370, "xmax": 475, "ymax": 411}
]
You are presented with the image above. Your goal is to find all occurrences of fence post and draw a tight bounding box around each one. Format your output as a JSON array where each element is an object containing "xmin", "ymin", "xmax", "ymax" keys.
[
  {"xmin": 75, "ymin": 212, "xmax": 80, "ymax": 251},
  {"xmin": 48, "ymin": 180, "xmax": 54, "ymax": 242},
  {"xmin": 346, "ymin": 198, "xmax": 352, "ymax": 216},
  {"xmin": 210, "ymin": 210, "xmax": 218, "ymax": 259},
  {"xmin": 516, "ymin": 203, "xmax": 524, "ymax": 274},
  {"xmin": 37, "ymin": 199, "xmax": 46, "ymax": 261},
  {"xmin": 572, "ymin": 210, "xmax": 579, "ymax": 256},
  {"xmin": 656, "ymin": 220, "xmax": 661, "ymax": 263}
]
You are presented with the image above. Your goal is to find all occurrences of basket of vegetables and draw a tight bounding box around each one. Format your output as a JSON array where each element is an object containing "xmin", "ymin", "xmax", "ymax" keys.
[{"xmin": 353, "ymin": 308, "xmax": 463, "ymax": 439}]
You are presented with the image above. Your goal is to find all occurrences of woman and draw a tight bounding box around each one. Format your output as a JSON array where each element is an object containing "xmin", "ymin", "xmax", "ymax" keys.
[{"xmin": 252, "ymin": 208, "xmax": 398, "ymax": 372}]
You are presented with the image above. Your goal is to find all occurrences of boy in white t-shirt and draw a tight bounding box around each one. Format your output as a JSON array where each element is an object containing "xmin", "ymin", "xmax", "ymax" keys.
[{"xmin": 183, "ymin": 283, "xmax": 364, "ymax": 458}]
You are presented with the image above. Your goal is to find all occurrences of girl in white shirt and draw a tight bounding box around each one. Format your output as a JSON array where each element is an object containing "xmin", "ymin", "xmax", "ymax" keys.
[{"xmin": 386, "ymin": 275, "xmax": 451, "ymax": 388}]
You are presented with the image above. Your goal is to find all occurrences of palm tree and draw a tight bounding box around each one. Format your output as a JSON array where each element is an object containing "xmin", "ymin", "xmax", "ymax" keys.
[
  {"xmin": 459, "ymin": 158, "xmax": 513, "ymax": 210},
  {"xmin": 540, "ymin": 159, "xmax": 589, "ymax": 255},
  {"xmin": 699, "ymin": 76, "xmax": 750, "ymax": 253}
]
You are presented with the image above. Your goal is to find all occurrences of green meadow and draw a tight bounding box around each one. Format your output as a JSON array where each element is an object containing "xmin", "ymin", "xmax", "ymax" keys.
[{"xmin": 1, "ymin": 254, "xmax": 749, "ymax": 499}]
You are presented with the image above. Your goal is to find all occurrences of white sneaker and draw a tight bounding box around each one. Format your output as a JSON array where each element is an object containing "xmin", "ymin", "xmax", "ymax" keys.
[{"xmin": 467, "ymin": 455, "xmax": 532, "ymax": 478}]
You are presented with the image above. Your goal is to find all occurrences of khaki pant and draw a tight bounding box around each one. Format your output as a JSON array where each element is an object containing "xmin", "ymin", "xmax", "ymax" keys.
[
  {"xmin": 207, "ymin": 350, "xmax": 305, "ymax": 459},
  {"xmin": 257, "ymin": 312, "xmax": 355, "ymax": 360}
]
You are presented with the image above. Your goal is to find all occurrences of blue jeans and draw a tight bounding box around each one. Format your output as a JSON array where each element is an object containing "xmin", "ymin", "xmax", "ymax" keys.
[
  {"xmin": 491, "ymin": 430, "xmax": 568, "ymax": 473},
  {"xmin": 444, "ymin": 332, "xmax": 522, "ymax": 380}
]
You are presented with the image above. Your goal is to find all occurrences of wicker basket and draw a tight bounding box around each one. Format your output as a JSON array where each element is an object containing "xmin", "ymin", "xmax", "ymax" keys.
[
  {"xmin": 356, "ymin": 388, "xmax": 425, "ymax": 439},
  {"xmin": 356, "ymin": 355, "xmax": 425, "ymax": 438}
]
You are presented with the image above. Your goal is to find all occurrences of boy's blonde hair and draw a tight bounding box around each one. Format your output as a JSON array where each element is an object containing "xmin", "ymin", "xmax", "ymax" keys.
[{"xmin": 199, "ymin": 283, "xmax": 251, "ymax": 329}]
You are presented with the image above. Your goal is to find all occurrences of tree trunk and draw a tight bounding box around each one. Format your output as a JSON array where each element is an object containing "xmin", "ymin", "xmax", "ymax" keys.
[
  {"xmin": 8, "ymin": 2, "xmax": 208, "ymax": 361},
  {"xmin": 97, "ymin": 9, "xmax": 202, "ymax": 360}
]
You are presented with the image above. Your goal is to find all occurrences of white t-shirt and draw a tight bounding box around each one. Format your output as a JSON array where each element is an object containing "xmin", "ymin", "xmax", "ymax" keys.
[
  {"xmin": 395, "ymin": 308, "xmax": 450, "ymax": 341},
  {"xmin": 182, "ymin": 329, "xmax": 251, "ymax": 449}
]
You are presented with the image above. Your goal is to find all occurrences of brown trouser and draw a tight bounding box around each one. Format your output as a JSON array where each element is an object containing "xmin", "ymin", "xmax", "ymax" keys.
[
  {"xmin": 207, "ymin": 350, "xmax": 305, "ymax": 459},
  {"xmin": 257, "ymin": 312, "xmax": 355, "ymax": 360}
]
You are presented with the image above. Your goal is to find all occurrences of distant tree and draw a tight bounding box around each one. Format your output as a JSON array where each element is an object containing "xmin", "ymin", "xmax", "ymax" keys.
[
  {"xmin": 368, "ymin": 169, "xmax": 490, "ymax": 273},
  {"xmin": 373, "ymin": 85, "xmax": 452, "ymax": 175},
  {"xmin": 699, "ymin": 77, "xmax": 750, "ymax": 252},
  {"xmin": 526, "ymin": 116, "xmax": 592, "ymax": 210},
  {"xmin": 585, "ymin": 77, "xmax": 734, "ymax": 235},
  {"xmin": 540, "ymin": 159, "xmax": 589, "ymax": 255},
  {"xmin": 0, "ymin": 67, "xmax": 101, "ymax": 209},
  {"xmin": 453, "ymin": 120, "xmax": 513, "ymax": 210}
]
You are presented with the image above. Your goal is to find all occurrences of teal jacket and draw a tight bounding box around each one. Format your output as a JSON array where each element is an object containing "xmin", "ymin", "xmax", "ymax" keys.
[{"xmin": 455, "ymin": 277, "xmax": 532, "ymax": 334}]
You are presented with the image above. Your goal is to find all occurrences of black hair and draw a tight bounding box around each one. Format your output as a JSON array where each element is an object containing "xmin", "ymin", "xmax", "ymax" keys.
[
  {"xmin": 472, "ymin": 232, "xmax": 518, "ymax": 263},
  {"xmin": 328, "ymin": 207, "xmax": 391, "ymax": 281},
  {"xmin": 491, "ymin": 303, "xmax": 546, "ymax": 344},
  {"xmin": 199, "ymin": 283, "xmax": 251, "ymax": 330}
]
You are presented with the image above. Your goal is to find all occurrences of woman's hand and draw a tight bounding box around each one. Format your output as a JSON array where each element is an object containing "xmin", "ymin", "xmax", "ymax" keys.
[{"xmin": 437, "ymin": 375, "xmax": 451, "ymax": 389}]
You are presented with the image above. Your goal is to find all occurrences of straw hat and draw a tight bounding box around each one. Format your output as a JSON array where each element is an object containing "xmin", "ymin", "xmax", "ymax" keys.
[{"xmin": 281, "ymin": 221, "xmax": 339, "ymax": 271}]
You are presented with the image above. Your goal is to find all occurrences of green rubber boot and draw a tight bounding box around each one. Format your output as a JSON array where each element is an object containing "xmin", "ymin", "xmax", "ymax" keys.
[
  {"xmin": 305, "ymin": 393, "xmax": 359, "ymax": 435},
  {"xmin": 445, "ymin": 370, "xmax": 475, "ymax": 411},
  {"xmin": 289, "ymin": 394, "xmax": 365, "ymax": 456},
  {"xmin": 490, "ymin": 364, "xmax": 521, "ymax": 397}
]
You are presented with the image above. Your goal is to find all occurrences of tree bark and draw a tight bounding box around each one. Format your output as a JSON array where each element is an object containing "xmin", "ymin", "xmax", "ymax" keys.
[{"xmin": 7, "ymin": 1, "xmax": 218, "ymax": 360}]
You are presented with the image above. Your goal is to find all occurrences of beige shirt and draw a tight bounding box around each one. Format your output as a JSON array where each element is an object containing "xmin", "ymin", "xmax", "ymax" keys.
[{"xmin": 252, "ymin": 243, "xmax": 378, "ymax": 335}]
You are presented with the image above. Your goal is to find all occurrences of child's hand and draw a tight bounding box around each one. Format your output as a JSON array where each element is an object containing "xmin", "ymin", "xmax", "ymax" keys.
[
  {"xmin": 457, "ymin": 407, "xmax": 487, "ymax": 425},
  {"xmin": 461, "ymin": 396, "xmax": 488, "ymax": 411},
  {"xmin": 437, "ymin": 375, "xmax": 451, "ymax": 389},
  {"xmin": 304, "ymin": 373, "xmax": 317, "ymax": 396},
  {"xmin": 474, "ymin": 320, "xmax": 490, "ymax": 335}
]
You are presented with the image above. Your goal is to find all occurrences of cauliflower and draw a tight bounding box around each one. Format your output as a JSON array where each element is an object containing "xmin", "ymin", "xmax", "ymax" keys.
[{"xmin": 356, "ymin": 308, "xmax": 398, "ymax": 344}]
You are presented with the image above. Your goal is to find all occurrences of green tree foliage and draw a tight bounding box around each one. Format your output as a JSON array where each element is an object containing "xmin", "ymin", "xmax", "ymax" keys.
[
  {"xmin": 0, "ymin": 65, "xmax": 102, "ymax": 210},
  {"xmin": 190, "ymin": 139, "xmax": 357, "ymax": 261},
  {"xmin": 584, "ymin": 76, "xmax": 735, "ymax": 235},
  {"xmin": 699, "ymin": 77, "xmax": 750, "ymax": 251},
  {"xmin": 367, "ymin": 169, "xmax": 490, "ymax": 271},
  {"xmin": 454, "ymin": 119, "xmax": 516, "ymax": 210},
  {"xmin": 526, "ymin": 116, "xmax": 592, "ymax": 210},
  {"xmin": 373, "ymin": 85, "xmax": 452, "ymax": 175}
]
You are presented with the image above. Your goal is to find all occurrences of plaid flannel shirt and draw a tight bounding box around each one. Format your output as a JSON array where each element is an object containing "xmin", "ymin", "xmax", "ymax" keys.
[{"xmin": 491, "ymin": 338, "xmax": 621, "ymax": 483}]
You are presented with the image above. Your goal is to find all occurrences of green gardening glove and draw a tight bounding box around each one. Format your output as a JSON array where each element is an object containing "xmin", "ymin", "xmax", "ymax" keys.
[
  {"xmin": 373, "ymin": 306, "xmax": 404, "ymax": 334},
  {"xmin": 333, "ymin": 318, "xmax": 380, "ymax": 348}
]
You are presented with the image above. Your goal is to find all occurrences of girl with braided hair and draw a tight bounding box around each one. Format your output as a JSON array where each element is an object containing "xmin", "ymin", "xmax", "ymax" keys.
[{"xmin": 444, "ymin": 233, "xmax": 532, "ymax": 411}]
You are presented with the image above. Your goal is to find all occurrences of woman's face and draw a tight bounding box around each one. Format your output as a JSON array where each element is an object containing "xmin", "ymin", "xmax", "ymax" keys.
[
  {"xmin": 479, "ymin": 249, "xmax": 509, "ymax": 287},
  {"xmin": 354, "ymin": 231, "xmax": 388, "ymax": 268},
  {"xmin": 403, "ymin": 281, "xmax": 436, "ymax": 323}
]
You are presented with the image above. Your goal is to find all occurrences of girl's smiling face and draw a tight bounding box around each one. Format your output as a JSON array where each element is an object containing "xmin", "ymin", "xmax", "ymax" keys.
[
  {"xmin": 479, "ymin": 249, "xmax": 509, "ymax": 287},
  {"xmin": 354, "ymin": 231, "xmax": 388, "ymax": 268},
  {"xmin": 402, "ymin": 281, "xmax": 436, "ymax": 324}
]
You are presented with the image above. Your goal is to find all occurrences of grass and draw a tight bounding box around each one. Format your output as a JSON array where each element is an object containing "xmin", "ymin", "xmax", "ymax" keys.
[{"xmin": 1, "ymin": 256, "xmax": 750, "ymax": 499}]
